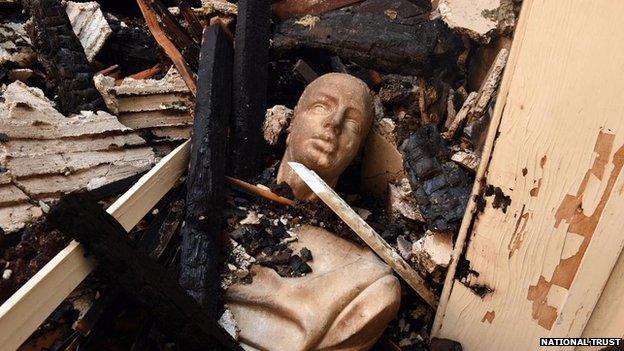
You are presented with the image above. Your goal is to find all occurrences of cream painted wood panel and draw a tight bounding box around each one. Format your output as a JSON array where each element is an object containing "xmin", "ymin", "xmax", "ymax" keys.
[
  {"xmin": 579, "ymin": 250, "xmax": 624, "ymax": 349},
  {"xmin": 433, "ymin": 0, "xmax": 624, "ymax": 349}
]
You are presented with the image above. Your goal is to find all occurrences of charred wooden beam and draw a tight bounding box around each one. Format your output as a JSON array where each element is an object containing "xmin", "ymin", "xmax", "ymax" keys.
[
  {"xmin": 48, "ymin": 193, "xmax": 241, "ymax": 351},
  {"xmin": 272, "ymin": 0, "xmax": 364, "ymax": 19},
  {"xmin": 400, "ymin": 125, "xmax": 472, "ymax": 232},
  {"xmin": 100, "ymin": 14, "xmax": 160, "ymax": 74},
  {"xmin": 141, "ymin": 191, "xmax": 185, "ymax": 263},
  {"xmin": 273, "ymin": 0, "xmax": 462, "ymax": 76},
  {"xmin": 230, "ymin": 0, "xmax": 270, "ymax": 179},
  {"xmin": 179, "ymin": 24, "xmax": 232, "ymax": 314},
  {"xmin": 149, "ymin": 0, "xmax": 200, "ymax": 70},
  {"xmin": 23, "ymin": 0, "xmax": 107, "ymax": 115}
]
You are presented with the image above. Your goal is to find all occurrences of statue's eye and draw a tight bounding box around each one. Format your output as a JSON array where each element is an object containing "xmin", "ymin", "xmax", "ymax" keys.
[
  {"xmin": 311, "ymin": 103, "xmax": 329, "ymax": 113},
  {"xmin": 345, "ymin": 119, "xmax": 361, "ymax": 133}
]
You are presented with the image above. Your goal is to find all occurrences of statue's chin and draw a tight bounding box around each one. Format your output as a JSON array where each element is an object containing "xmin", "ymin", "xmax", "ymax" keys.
[{"xmin": 303, "ymin": 151, "xmax": 337, "ymax": 173}]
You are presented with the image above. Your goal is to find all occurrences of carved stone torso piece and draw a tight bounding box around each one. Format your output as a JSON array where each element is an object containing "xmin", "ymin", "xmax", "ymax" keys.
[
  {"xmin": 277, "ymin": 73, "xmax": 374, "ymax": 200},
  {"xmin": 225, "ymin": 225, "xmax": 401, "ymax": 351}
]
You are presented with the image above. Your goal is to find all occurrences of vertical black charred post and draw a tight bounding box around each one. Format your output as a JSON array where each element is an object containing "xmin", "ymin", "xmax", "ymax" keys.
[
  {"xmin": 23, "ymin": 0, "xmax": 107, "ymax": 115},
  {"xmin": 179, "ymin": 25, "xmax": 232, "ymax": 314},
  {"xmin": 230, "ymin": 0, "xmax": 271, "ymax": 179}
]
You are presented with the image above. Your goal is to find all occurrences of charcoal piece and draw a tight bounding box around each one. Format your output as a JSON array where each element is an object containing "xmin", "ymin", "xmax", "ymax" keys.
[
  {"xmin": 48, "ymin": 193, "xmax": 241, "ymax": 350},
  {"xmin": 378, "ymin": 75, "xmax": 419, "ymax": 104},
  {"xmin": 24, "ymin": 0, "xmax": 107, "ymax": 115},
  {"xmin": 430, "ymin": 337, "xmax": 463, "ymax": 351},
  {"xmin": 401, "ymin": 125, "xmax": 472, "ymax": 231},
  {"xmin": 99, "ymin": 14, "xmax": 160, "ymax": 73},
  {"xmin": 230, "ymin": 0, "xmax": 271, "ymax": 179},
  {"xmin": 139, "ymin": 188, "xmax": 185, "ymax": 263},
  {"xmin": 300, "ymin": 247, "xmax": 313, "ymax": 262},
  {"xmin": 179, "ymin": 25, "xmax": 233, "ymax": 314},
  {"xmin": 289, "ymin": 254, "xmax": 312, "ymax": 276},
  {"xmin": 273, "ymin": 0, "xmax": 462, "ymax": 76}
]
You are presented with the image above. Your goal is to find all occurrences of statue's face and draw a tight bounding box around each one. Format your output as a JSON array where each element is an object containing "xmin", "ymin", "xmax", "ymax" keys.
[{"xmin": 287, "ymin": 73, "xmax": 373, "ymax": 177}]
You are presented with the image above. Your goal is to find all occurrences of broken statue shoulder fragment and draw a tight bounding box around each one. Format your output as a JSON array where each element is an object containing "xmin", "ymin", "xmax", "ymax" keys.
[{"xmin": 226, "ymin": 225, "xmax": 401, "ymax": 351}]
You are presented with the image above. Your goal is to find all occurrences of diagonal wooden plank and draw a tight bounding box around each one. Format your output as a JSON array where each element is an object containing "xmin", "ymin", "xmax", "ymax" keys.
[{"xmin": 0, "ymin": 140, "xmax": 190, "ymax": 350}]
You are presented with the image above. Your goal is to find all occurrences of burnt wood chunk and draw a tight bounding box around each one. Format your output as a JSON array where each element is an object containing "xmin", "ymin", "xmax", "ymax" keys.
[
  {"xmin": 179, "ymin": 25, "xmax": 233, "ymax": 314},
  {"xmin": 231, "ymin": 0, "xmax": 270, "ymax": 179},
  {"xmin": 100, "ymin": 14, "xmax": 160, "ymax": 73},
  {"xmin": 24, "ymin": 0, "xmax": 107, "ymax": 115},
  {"xmin": 401, "ymin": 125, "xmax": 472, "ymax": 232},
  {"xmin": 48, "ymin": 193, "xmax": 241, "ymax": 351},
  {"xmin": 273, "ymin": 0, "xmax": 462, "ymax": 76}
]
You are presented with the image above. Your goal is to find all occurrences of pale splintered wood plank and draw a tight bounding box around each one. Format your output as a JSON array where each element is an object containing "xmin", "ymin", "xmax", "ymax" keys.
[
  {"xmin": 106, "ymin": 140, "xmax": 189, "ymax": 231},
  {"xmin": 433, "ymin": 0, "xmax": 624, "ymax": 350},
  {"xmin": 289, "ymin": 162, "xmax": 438, "ymax": 307},
  {"xmin": 0, "ymin": 140, "xmax": 190, "ymax": 350}
]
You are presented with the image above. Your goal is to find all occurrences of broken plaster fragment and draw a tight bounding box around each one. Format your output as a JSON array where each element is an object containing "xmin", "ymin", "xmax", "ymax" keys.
[
  {"xmin": 438, "ymin": 0, "xmax": 515, "ymax": 44},
  {"xmin": 240, "ymin": 211, "xmax": 263, "ymax": 225},
  {"xmin": 0, "ymin": 21, "xmax": 35, "ymax": 67},
  {"xmin": 388, "ymin": 178, "xmax": 425, "ymax": 222},
  {"xmin": 451, "ymin": 150, "xmax": 481, "ymax": 172},
  {"xmin": 66, "ymin": 1, "xmax": 113, "ymax": 62},
  {"xmin": 93, "ymin": 74, "xmax": 118, "ymax": 113},
  {"xmin": 412, "ymin": 230, "xmax": 453, "ymax": 284},
  {"xmin": 262, "ymin": 105, "xmax": 293, "ymax": 145},
  {"xmin": 218, "ymin": 308, "xmax": 240, "ymax": 340},
  {"xmin": 295, "ymin": 15, "xmax": 320, "ymax": 29}
]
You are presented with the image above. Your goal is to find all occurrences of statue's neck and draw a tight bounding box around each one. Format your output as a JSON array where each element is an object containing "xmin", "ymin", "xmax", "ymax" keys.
[{"xmin": 277, "ymin": 152, "xmax": 337, "ymax": 201}]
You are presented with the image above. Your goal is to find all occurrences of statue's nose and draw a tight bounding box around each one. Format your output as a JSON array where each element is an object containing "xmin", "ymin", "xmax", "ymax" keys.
[{"xmin": 322, "ymin": 107, "xmax": 345, "ymax": 133}]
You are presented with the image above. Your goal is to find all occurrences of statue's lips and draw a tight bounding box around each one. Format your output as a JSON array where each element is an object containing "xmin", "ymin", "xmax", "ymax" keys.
[{"xmin": 310, "ymin": 137, "xmax": 337, "ymax": 155}]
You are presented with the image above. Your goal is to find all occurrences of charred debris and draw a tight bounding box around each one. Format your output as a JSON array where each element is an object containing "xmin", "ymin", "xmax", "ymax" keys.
[{"xmin": 0, "ymin": 0, "xmax": 519, "ymax": 350}]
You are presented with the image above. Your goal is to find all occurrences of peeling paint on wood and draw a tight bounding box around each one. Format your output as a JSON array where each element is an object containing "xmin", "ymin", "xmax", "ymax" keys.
[
  {"xmin": 481, "ymin": 310, "xmax": 495, "ymax": 324},
  {"xmin": 434, "ymin": 0, "xmax": 624, "ymax": 348}
]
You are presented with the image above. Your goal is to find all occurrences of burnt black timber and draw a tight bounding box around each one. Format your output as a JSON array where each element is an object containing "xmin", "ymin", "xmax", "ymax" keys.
[
  {"xmin": 179, "ymin": 25, "xmax": 232, "ymax": 314},
  {"xmin": 272, "ymin": 0, "xmax": 462, "ymax": 76},
  {"xmin": 140, "ymin": 190, "xmax": 185, "ymax": 263},
  {"xmin": 48, "ymin": 193, "xmax": 241, "ymax": 351},
  {"xmin": 76, "ymin": 188, "xmax": 184, "ymax": 344},
  {"xmin": 400, "ymin": 125, "xmax": 472, "ymax": 232},
  {"xmin": 99, "ymin": 14, "xmax": 160, "ymax": 73},
  {"xmin": 230, "ymin": 0, "xmax": 270, "ymax": 179},
  {"xmin": 23, "ymin": 0, "xmax": 107, "ymax": 115}
]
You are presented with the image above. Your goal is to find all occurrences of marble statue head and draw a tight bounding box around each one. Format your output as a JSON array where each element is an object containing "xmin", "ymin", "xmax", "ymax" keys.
[{"xmin": 277, "ymin": 73, "xmax": 374, "ymax": 200}]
